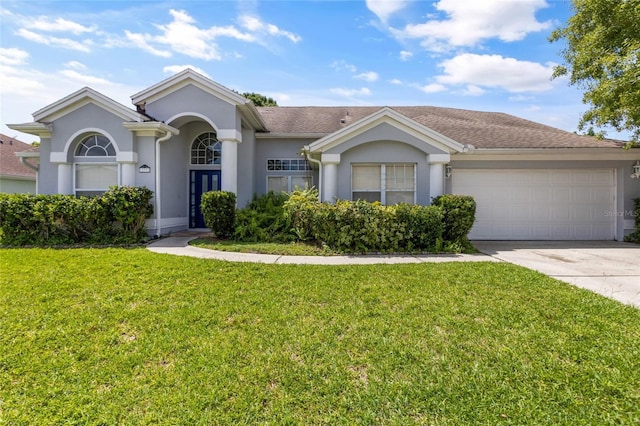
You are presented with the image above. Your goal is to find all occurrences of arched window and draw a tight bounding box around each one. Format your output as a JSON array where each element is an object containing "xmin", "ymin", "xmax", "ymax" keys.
[
  {"xmin": 73, "ymin": 134, "xmax": 118, "ymax": 196},
  {"xmin": 191, "ymin": 132, "xmax": 221, "ymax": 165},
  {"xmin": 75, "ymin": 134, "xmax": 116, "ymax": 157}
]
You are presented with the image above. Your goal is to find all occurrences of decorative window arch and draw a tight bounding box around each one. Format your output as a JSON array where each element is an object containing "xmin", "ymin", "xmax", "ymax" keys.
[
  {"xmin": 73, "ymin": 133, "xmax": 118, "ymax": 196},
  {"xmin": 75, "ymin": 134, "xmax": 116, "ymax": 157},
  {"xmin": 191, "ymin": 132, "xmax": 221, "ymax": 165}
]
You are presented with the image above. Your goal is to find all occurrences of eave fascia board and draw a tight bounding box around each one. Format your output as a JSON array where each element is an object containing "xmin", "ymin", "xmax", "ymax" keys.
[
  {"xmin": 7, "ymin": 122, "xmax": 52, "ymax": 137},
  {"xmin": 239, "ymin": 103, "xmax": 268, "ymax": 131},
  {"xmin": 256, "ymin": 132, "xmax": 329, "ymax": 140},
  {"xmin": 307, "ymin": 107, "xmax": 465, "ymax": 154},
  {"xmin": 123, "ymin": 121, "xmax": 180, "ymax": 137},
  {"xmin": 131, "ymin": 69, "xmax": 248, "ymax": 107},
  {"xmin": 15, "ymin": 151, "xmax": 41, "ymax": 158},
  {"xmin": 0, "ymin": 174, "xmax": 36, "ymax": 181},
  {"xmin": 33, "ymin": 87, "xmax": 143, "ymax": 122},
  {"xmin": 452, "ymin": 147, "xmax": 640, "ymax": 161}
]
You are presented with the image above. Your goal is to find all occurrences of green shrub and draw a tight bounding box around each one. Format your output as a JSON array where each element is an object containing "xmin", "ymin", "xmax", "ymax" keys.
[
  {"xmin": 284, "ymin": 191, "xmax": 444, "ymax": 253},
  {"xmin": 234, "ymin": 192, "xmax": 294, "ymax": 243},
  {"xmin": 201, "ymin": 191, "xmax": 236, "ymax": 238},
  {"xmin": 0, "ymin": 186, "xmax": 154, "ymax": 246},
  {"xmin": 624, "ymin": 198, "xmax": 640, "ymax": 243},
  {"xmin": 432, "ymin": 194, "xmax": 476, "ymax": 246}
]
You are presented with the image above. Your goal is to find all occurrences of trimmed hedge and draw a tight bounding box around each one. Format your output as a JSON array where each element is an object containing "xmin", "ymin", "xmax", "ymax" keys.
[
  {"xmin": 624, "ymin": 198, "xmax": 640, "ymax": 243},
  {"xmin": 432, "ymin": 194, "xmax": 476, "ymax": 247},
  {"xmin": 201, "ymin": 191, "xmax": 236, "ymax": 238},
  {"xmin": 285, "ymin": 189, "xmax": 447, "ymax": 253},
  {"xmin": 0, "ymin": 186, "xmax": 153, "ymax": 246}
]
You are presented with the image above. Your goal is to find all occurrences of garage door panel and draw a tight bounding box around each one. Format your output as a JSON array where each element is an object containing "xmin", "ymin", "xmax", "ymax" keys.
[{"xmin": 452, "ymin": 169, "xmax": 615, "ymax": 240}]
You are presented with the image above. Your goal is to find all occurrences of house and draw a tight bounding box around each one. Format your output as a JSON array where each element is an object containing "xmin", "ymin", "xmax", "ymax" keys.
[
  {"xmin": 0, "ymin": 133, "xmax": 38, "ymax": 194},
  {"xmin": 8, "ymin": 69, "xmax": 640, "ymax": 240}
]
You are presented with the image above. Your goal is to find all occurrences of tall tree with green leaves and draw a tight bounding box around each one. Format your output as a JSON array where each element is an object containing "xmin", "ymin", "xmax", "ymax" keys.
[
  {"xmin": 242, "ymin": 92, "xmax": 278, "ymax": 106},
  {"xmin": 549, "ymin": 0, "xmax": 640, "ymax": 144}
]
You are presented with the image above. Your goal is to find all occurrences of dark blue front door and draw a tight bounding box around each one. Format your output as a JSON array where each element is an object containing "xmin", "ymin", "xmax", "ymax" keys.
[{"xmin": 190, "ymin": 170, "xmax": 221, "ymax": 228}]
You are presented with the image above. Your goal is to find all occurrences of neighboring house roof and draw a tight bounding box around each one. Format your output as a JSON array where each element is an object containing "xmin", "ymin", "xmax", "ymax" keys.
[
  {"xmin": 257, "ymin": 105, "xmax": 626, "ymax": 149},
  {"xmin": 0, "ymin": 134, "xmax": 38, "ymax": 179}
]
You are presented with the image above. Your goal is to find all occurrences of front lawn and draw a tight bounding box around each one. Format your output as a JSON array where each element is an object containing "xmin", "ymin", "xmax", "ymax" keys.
[{"xmin": 1, "ymin": 248, "xmax": 639, "ymax": 424}]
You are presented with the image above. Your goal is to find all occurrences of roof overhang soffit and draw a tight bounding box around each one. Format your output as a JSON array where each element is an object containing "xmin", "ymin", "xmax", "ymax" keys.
[
  {"xmin": 307, "ymin": 107, "xmax": 465, "ymax": 154},
  {"xmin": 33, "ymin": 87, "xmax": 144, "ymax": 123}
]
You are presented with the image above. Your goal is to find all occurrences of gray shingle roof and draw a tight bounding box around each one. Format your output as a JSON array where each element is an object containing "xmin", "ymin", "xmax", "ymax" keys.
[{"xmin": 256, "ymin": 106, "xmax": 625, "ymax": 149}]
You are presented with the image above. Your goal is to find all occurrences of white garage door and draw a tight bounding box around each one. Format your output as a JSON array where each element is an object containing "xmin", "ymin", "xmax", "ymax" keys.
[{"xmin": 452, "ymin": 169, "xmax": 616, "ymax": 240}]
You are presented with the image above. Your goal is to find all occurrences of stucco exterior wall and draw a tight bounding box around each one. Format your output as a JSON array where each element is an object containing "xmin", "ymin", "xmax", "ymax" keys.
[
  {"xmin": 144, "ymin": 84, "xmax": 239, "ymax": 130},
  {"xmin": 49, "ymin": 103, "xmax": 134, "ymax": 161},
  {"xmin": 337, "ymin": 140, "xmax": 432, "ymax": 204},
  {"xmin": 0, "ymin": 177, "xmax": 36, "ymax": 194},
  {"xmin": 237, "ymin": 127, "xmax": 256, "ymax": 208},
  {"xmin": 254, "ymin": 138, "xmax": 317, "ymax": 197},
  {"xmin": 37, "ymin": 137, "xmax": 56, "ymax": 194}
]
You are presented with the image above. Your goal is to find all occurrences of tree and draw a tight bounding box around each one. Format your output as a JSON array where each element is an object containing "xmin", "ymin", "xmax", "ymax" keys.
[
  {"xmin": 241, "ymin": 92, "xmax": 278, "ymax": 106},
  {"xmin": 549, "ymin": 0, "xmax": 640, "ymax": 144}
]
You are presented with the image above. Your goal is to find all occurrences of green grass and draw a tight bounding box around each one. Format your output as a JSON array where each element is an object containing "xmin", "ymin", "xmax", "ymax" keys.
[
  {"xmin": 1, "ymin": 248, "xmax": 639, "ymax": 425},
  {"xmin": 190, "ymin": 237, "xmax": 333, "ymax": 256}
]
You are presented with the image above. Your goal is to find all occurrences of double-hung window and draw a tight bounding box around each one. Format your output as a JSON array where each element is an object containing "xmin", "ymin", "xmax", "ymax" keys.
[
  {"xmin": 352, "ymin": 163, "xmax": 415, "ymax": 204},
  {"xmin": 74, "ymin": 134, "xmax": 118, "ymax": 196}
]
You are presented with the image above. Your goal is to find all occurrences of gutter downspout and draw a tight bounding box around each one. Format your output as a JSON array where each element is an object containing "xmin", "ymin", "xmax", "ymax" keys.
[
  {"xmin": 19, "ymin": 157, "xmax": 39, "ymax": 172},
  {"xmin": 155, "ymin": 130, "xmax": 174, "ymax": 238},
  {"xmin": 303, "ymin": 146, "xmax": 322, "ymax": 201}
]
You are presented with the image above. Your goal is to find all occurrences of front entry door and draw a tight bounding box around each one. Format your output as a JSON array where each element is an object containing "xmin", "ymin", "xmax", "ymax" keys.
[{"xmin": 190, "ymin": 170, "xmax": 221, "ymax": 228}]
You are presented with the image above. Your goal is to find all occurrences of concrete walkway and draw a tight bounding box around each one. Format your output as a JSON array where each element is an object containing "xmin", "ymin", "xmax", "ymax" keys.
[
  {"xmin": 474, "ymin": 241, "xmax": 640, "ymax": 308},
  {"xmin": 147, "ymin": 235, "xmax": 497, "ymax": 265}
]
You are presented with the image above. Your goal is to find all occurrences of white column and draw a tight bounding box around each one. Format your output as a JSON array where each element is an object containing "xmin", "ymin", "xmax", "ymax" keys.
[
  {"xmin": 221, "ymin": 139, "xmax": 239, "ymax": 194},
  {"xmin": 428, "ymin": 153, "xmax": 450, "ymax": 200},
  {"xmin": 321, "ymin": 154, "xmax": 340, "ymax": 202},
  {"xmin": 121, "ymin": 162, "xmax": 136, "ymax": 186},
  {"xmin": 57, "ymin": 163, "xmax": 73, "ymax": 195}
]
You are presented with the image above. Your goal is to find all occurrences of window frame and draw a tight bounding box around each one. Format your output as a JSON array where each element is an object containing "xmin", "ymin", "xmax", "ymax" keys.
[
  {"xmin": 191, "ymin": 132, "xmax": 221, "ymax": 165},
  {"xmin": 73, "ymin": 162, "xmax": 120, "ymax": 196},
  {"xmin": 266, "ymin": 175, "xmax": 313, "ymax": 193},
  {"xmin": 351, "ymin": 163, "xmax": 416, "ymax": 205}
]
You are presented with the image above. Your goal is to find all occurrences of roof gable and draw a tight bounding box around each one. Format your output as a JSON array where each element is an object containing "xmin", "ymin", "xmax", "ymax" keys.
[
  {"xmin": 308, "ymin": 107, "xmax": 465, "ymax": 154},
  {"xmin": 32, "ymin": 87, "xmax": 144, "ymax": 123},
  {"xmin": 131, "ymin": 68, "xmax": 248, "ymax": 107}
]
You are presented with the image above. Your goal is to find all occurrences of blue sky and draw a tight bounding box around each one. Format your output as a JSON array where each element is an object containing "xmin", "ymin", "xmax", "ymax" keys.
[{"xmin": 1, "ymin": 0, "xmax": 609, "ymax": 142}]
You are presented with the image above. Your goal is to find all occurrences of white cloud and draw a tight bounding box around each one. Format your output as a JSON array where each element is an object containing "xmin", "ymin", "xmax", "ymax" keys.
[
  {"xmin": 419, "ymin": 83, "xmax": 447, "ymax": 93},
  {"xmin": 163, "ymin": 65, "xmax": 210, "ymax": 78},
  {"xmin": 389, "ymin": 78, "xmax": 403, "ymax": 85},
  {"xmin": 65, "ymin": 61, "xmax": 87, "ymax": 70},
  {"xmin": 238, "ymin": 15, "xmax": 301, "ymax": 43},
  {"xmin": 354, "ymin": 71, "xmax": 379, "ymax": 82},
  {"xmin": 330, "ymin": 87, "xmax": 372, "ymax": 97},
  {"xmin": 122, "ymin": 9, "xmax": 299, "ymax": 61},
  {"xmin": 399, "ymin": 50, "xmax": 413, "ymax": 61},
  {"xmin": 331, "ymin": 60, "xmax": 357, "ymax": 73},
  {"xmin": 0, "ymin": 47, "xmax": 29, "ymax": 66},
  {"xmin": 124, "ymin": 31, "xmax": 172, "ymax": 58},
  {"xmin": 393, "ymin": 0, "xmax": 551, "ymax": 51},
  {"xmin": 435, "ymin": 54, "xmax": 556, "ymax": 93},
  {"xmin": 458, "ymin": 85, "xmax": 485, "ymax": 96},
  {"xmin": 366, "ymin": 0, "xmax": 410, "ymax": 22},
  {"xmin": 59, "ymin": 69, "xmax": 114, "ymax": 86},
  {"xmin": 29, "ymin": 17, "xmax": 95, "ymax": 34},
  {"xmin": 16, "ymin": 28, "xmax": 93, "ymax": 52}
]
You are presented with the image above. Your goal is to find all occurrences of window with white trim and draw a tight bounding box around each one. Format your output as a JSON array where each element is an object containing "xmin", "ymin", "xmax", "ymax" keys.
[
  {"xmin": 267, "ymin": 176, "xmax": 312, "ymax": 193},
  {"xmin": 266, "ymin": 158, "xmax": 312, "ymax": 193},
  {"xmin": 74, "ymin": 134, "xmax": 118, "ymax": 196},
  {"xmin": 191, "ymin": 132, "xmax": 221, "ymax": 165},
  {"xmin": 352, "ymin": 163, "xmax": 415, "ymax": 204}
]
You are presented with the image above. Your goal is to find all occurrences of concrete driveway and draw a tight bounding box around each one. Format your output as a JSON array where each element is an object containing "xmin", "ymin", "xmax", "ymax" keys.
[{"xmin": 473, "ymin": 241, "xmax": 640, "ymax": 308}]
